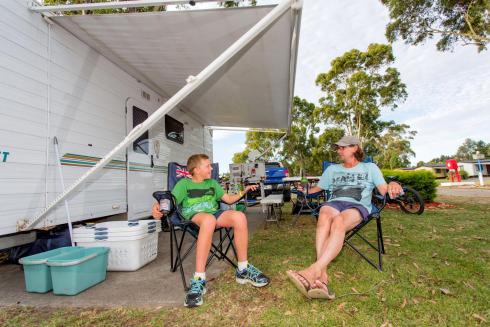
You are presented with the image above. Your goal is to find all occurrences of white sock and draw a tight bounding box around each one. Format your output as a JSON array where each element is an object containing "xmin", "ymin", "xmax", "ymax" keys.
[
  {"xmin": 194, "ymin": 272, "xmax": 206, "ymax": 280},
  {"xmin": 238, "ymin": 261, "xmax": 248, "ymax": 271}
]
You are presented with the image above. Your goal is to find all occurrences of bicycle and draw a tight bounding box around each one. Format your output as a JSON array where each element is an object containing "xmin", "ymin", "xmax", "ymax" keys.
[{"xmin": 373, "ymin": 176, "xmax": 425, "ymax": 215}]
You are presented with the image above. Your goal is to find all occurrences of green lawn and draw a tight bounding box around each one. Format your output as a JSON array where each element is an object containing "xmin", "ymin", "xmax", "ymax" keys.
[{"xmin": 1, "ymin": 197, "xmax": 489, "ymax": 326}]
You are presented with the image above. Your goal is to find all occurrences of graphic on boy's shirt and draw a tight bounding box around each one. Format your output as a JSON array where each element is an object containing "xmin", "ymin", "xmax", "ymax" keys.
[
  {"xmin": 330, "ymin": 172, "xmax": 368, "ymax": 202},
  {"xmin": 181, "ymin": 186, "xmax": 219, "ymax": 218},
  {"xmin": 187, "ymin": 188, "xmax": 216, "ymax": 198}
]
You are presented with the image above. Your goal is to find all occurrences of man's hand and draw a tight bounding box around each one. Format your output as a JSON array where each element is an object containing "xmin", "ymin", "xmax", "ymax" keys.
[
  {"xmin": 387, "ymin": 181, "xmax": 403, "ymax": 199},
  {"xmin": 152, "ymin": 202, "xmax": 163, "ymax": 220}
]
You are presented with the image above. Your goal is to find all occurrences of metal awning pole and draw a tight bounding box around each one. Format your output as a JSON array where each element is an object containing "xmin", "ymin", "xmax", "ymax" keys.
[{"xmin": 18, "ymin": 0, "xmax": 301, "ymax": 231}]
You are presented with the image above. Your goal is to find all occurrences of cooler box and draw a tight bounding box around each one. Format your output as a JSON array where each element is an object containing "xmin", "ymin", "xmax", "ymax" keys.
[
  {"xmin": 47, "ymin": 247, "xmax": 109, "ymax": 295},
  {"xmin": 19, "ymin": 246, "xmax": 82, "ymax": 293},
  {"xmin": 73, "ymin": 220, "xmax": 160, "ymax": 271}
]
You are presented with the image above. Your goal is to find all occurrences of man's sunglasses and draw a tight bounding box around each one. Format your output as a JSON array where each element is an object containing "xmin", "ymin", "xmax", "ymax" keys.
[{"xmin": 333, "ymin": 145, "xmax": 356, "ymax": 150}]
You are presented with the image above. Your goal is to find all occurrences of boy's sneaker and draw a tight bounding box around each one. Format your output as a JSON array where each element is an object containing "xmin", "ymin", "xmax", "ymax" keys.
[
  {"xmin": 236, "ymin": 264, "xmax": 270, "ymax": 287},
  {"xmin": 184, "ymin": 277, "xmax": 206, "ymax": 308}
]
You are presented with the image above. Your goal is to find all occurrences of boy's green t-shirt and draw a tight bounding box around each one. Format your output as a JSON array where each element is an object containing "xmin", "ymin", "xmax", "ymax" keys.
[{"xmin": 171, "ymin": 178, "xmax": 225, "ymax": 220}]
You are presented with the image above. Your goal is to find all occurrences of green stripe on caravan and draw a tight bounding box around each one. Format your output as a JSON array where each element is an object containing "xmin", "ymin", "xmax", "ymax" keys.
[{"xmin": 60, "ymin": 153, "xmax": 167, "ymax": 173}]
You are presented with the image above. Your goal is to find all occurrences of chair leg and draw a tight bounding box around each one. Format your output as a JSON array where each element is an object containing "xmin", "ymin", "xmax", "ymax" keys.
[
  {"xmin": 377, "ymin": 217, "xmax": 386, "ymax": 254},
  {"xmin": 172, "ymin": 226, "xmax": 190, "ymax": 290},
  {"xmin": 170, "ymin": 225, "xmax": 174, "ymax": 272}
]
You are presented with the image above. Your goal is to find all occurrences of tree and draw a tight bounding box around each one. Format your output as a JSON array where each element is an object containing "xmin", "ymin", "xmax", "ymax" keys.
[
  {"xmin": 315, "ymin": 43, "xmax": 408, "ymax": 147},
  {"xmin": 373, "ymin": 123, "xmax": 417, "ymax": 169},
  {"xmin": 280, "ymin": 97, "xmax": 320, "ymax": 176},
  {"xmin": 231, "ymin": 130, "xmax": 285, "ymax": 164},
  {"xmin": 455, "ymin": 138, "xmax": 489, "ymax": 160},
  {"xmin": 315, "ymin": 44, "xmax": 417, "ymax": 169},
  {"xmin": 428, "ymin": 154, "xmax": 453, "ymax": 165},
  {"xmin": 416, "ymin": 160, "xmax": 425, "ymax": 167},
  {"xmin": 381, "ymin": 0, "xmax": 490, "ymax": 52}
]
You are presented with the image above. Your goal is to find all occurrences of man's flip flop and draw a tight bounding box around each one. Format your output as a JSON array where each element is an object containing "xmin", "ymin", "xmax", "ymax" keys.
[
  {"xmin": 307, "ymin": 280, "xmax": 336, "ymax": 300},
  {"xmin": 286, "ymin": 270, "xmax": 311, "ymax": 298}
]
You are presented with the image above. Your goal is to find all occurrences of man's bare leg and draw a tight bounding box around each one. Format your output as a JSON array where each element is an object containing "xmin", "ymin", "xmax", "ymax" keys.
[
  {"xmin": 315, "ymin": 206, "xmax": 341, "ymax": 284},
  {"xmin": 296, "ymin": 209, "xmax": 363, "ymax": 285}
]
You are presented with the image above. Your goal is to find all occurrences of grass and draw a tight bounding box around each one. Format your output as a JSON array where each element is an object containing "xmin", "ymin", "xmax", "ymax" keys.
[{"xmin": 1, "ymin": 196, "xmax": 489, "ymax": 326}]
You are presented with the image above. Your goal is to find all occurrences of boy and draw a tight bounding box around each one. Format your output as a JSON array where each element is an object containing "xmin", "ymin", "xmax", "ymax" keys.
[{"xmin": 152, "ymin": 154, "xmax": 269, "ymax": 307}]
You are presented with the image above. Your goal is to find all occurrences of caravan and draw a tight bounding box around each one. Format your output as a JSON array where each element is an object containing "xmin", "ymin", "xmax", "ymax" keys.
[{"xmin": 0, "ymin": 0, "xmax": 301, "ymax": 248}]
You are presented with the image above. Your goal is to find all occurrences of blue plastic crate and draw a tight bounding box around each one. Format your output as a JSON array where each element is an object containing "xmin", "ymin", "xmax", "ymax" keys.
[
  {"xmin": 19, "ymin": 247, "xmax": 82, "ymax": 293},
  {"xmin": 47, "ymin": 247, "xmax": 109, "ymax": 295}
]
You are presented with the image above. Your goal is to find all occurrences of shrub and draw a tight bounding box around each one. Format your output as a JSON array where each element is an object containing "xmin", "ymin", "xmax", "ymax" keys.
[
  {"xmin": 382, "ymin": 169, "xmax": 438, "ymax": 202},
  {"xmin": 459, "ymin": 170, "xmax": 469, "ymax": 180}
]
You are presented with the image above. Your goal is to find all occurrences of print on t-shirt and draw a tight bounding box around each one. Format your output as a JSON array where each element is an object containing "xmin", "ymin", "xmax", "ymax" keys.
[{"xmin": 331, "ymin": 172, "xmax": 368, "ymax": 202}]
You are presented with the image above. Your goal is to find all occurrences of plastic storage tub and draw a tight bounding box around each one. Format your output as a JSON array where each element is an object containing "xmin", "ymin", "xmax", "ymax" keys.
[
  {"xmin": 76, "ymin": 232, "xmax": 158, "ymax": 271},
  {"xmin": 73, "ymin": 220, "xmax": 160, "ymax": 271},
  {"xmin": 47, "ymin": 247, "xmax": 109, "ymax": 295},
  {"xmin": 19, "ymin": 246, "xmax": 82, "ymax": 293}
]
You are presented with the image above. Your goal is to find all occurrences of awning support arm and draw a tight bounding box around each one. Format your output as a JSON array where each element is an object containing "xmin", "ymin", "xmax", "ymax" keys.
[{"xmin": 18, "ymin": 0, "xmax": 299, "ymax": 231}]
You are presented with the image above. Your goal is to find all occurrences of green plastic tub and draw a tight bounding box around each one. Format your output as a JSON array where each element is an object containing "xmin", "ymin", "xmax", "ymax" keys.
[
  {"xmin": 19, "ymin": 247, "xmax": 82, "ymax": 293},
  {"xmin": 47, "ymin": 247, "xmax": 109, "ymax": 295}
]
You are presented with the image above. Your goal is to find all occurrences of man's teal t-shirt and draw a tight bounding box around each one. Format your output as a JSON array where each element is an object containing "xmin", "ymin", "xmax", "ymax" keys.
[
  {"xmin": 171, "ymin": 178, "xmax": 225, "ymax": 220},
  {"xmin": 318, "ymin": 162, "xmax": 386, "ymax": 213}
]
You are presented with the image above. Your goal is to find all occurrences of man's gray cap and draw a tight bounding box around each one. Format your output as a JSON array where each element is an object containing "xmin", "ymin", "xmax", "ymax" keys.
[{"xmin": 334, "ymin": 135, "xmax": 360, "ymax": 146}]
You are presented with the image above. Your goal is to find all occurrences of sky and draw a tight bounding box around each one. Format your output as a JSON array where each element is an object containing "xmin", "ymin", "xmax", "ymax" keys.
[{"xmin": 213, "ymin": 0, "xmax": 490, "ymax": 173}]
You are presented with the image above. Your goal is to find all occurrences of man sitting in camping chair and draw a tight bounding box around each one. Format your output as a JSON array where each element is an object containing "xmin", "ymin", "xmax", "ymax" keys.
[
  {"xmin": 152, "ymin": 154, "xmax": 269, "ymax": 307},
  {"xmin": 286, "ymin": 136, "xmax": 402, "ymax": 299}
]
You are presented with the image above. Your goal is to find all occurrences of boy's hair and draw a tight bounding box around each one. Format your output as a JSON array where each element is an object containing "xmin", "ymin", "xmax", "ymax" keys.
[{"xmin": 187, "ymin": 154, "xmax": 209, "ymax": 175}]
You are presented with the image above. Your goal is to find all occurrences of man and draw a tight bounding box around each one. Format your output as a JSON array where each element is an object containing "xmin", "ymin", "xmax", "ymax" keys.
[
  {"xmin": 152, "ymin": 154, "xmax": 269, "ymax": 307},
  {"xmin": 287, "ymin": 136, "xmax": 402, "ymax": 299}
]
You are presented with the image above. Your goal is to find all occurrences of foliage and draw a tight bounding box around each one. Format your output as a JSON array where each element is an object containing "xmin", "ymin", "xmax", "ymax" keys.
[
  {"xmin": 234, "ymin": 45, "xmax": 416, "ymax": 173},
  {"xmin": 455, "ymin": 138, "xmax": 489, "ymax": 160},
  {"xmin": 371, "ymin": 123, "xmax": 417, "ymax": 169},
  {"xmin": 381, "ymin": 0, "xmax": 490, "ymax": 52},
  {"xmin": 458, "ymin": 169, "xmax": 469, "ymax": 180},
  {"xmin": 382, "ymin": 169, "xmax": 438, "ymax": 202},
  {"xmin": 315, "ymin": 43, "xmax": 408, "ymax": 146},
  {"xmin": 428, "ymin": 138, "xmax": 489, "ymax": 164},
  {"xmin": 43, "ymin": 0, "xmax": 166, "ymax": 14}
]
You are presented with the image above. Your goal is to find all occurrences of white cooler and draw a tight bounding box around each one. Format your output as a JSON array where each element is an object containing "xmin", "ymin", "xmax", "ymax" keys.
[{"xmin": 73, "ymin": 220, "xmax": 161, "ymax": 271}]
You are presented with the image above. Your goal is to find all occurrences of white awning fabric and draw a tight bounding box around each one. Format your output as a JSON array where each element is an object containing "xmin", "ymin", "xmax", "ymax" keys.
[{"xmin": 51, "ymin": 5, "xmax": 301, "ymax": 129}]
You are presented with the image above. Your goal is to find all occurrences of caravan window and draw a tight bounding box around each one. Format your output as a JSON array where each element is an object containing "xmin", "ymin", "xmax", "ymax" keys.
[
  {"xmin": 165, "ymin": 115, "xmax": 184, "ymax": 144},
  {"xmin": 132, "ymin": 106, "xmax": 149, "ymax": 154}
]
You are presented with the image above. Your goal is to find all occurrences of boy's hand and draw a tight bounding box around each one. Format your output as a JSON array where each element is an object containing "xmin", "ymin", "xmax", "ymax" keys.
[
  {"xmin": 244, "ymin": 184, "xmax": 258, "ymax": 193},
  {"xmin": 152, "ymin": 202, "xmax": 163, "ymax": 220}
]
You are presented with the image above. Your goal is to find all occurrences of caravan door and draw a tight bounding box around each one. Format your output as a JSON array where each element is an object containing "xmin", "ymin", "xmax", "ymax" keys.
[{"xmin": 126, "ymin": 98, "xmax": 154, "ymax": 220}]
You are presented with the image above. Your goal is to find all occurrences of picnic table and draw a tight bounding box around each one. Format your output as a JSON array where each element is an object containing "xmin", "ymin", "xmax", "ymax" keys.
[{"xmin": 260, "ymin": 194, "xmax": 284, "ymax": 226}]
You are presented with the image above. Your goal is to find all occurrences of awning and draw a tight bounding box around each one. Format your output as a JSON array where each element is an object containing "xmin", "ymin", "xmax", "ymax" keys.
[
  {"xmin": 21, "ymin": 0, "xmax": 301, "ymax": 231},
  {"xmin": 51, "ymin": 4, "xmax": 301, "ymax": 129}
]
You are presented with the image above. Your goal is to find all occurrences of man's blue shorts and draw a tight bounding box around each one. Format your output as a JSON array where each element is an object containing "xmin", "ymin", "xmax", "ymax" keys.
[{"xmin": 320, "ymin": 200, "xmax": 370, "ymax": 221}]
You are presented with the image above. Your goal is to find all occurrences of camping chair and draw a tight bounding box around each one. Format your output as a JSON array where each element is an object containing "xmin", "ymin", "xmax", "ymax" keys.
[
  {"xmin": 314, "ymin": 157, "xmax": 387, "ymax": 271},
  {"xmin": 152, "ymin": 162, "xmax": 238, "ymax": 290},
  {"xmin": 312, "ymin": 190, "xmax": 386, "ymax": 271}
]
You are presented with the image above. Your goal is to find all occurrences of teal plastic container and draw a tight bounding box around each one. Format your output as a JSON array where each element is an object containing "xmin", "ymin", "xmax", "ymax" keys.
[
  {"xmin": 19, "ymin": 247, "xmax": 82, "ymax": 293},
  {"xmin": 47, "ymin": 247, "xmax": 109, "ymax": 295}
]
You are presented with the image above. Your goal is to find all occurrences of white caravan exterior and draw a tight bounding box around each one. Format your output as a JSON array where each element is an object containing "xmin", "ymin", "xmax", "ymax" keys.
[
  {"xmin": 0, "ymin": 0, "xmax": 212, "ymax": 238},
  {"xmin": 0, "ymin": 0, "xmax": 301, "ymax": 244}
]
